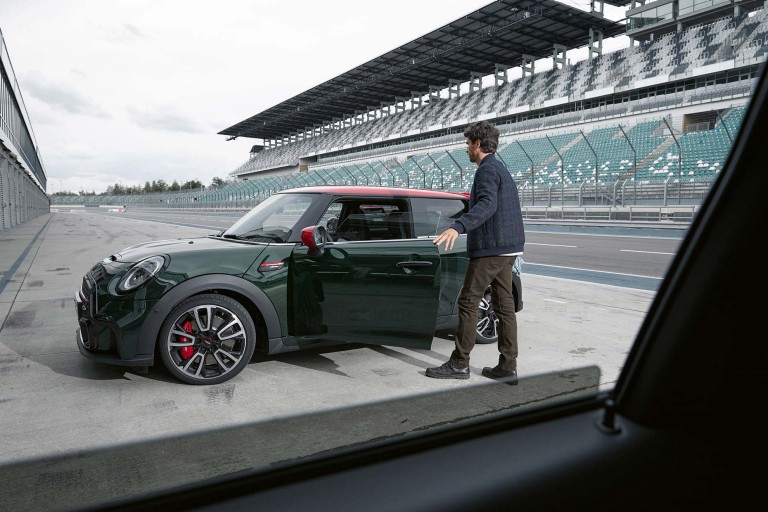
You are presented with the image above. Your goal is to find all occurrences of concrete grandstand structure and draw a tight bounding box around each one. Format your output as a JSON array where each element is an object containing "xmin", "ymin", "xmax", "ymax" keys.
[
  {"xmin": 49, "ymin": 0, "xmax": 767, "ymax": 219},
  {"xmin": 0, "ymin": 29, "xmax": 49, "ymax": 230}
]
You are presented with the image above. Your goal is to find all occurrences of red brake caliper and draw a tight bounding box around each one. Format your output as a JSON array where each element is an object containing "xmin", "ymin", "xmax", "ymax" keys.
[{"xmin": 179, "ymin": 320, "xmax": 194, "ymax": 360}]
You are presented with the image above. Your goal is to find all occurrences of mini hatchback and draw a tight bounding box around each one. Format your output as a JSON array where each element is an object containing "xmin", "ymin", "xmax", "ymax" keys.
[{"xmin": 75, "ymin": 186, "xmax": 523, "ymax": 384}]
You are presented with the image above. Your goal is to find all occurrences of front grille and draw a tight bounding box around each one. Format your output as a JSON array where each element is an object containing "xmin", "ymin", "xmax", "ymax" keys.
[
  {"xmin": 80, "ymin": 272, "xmax": 98, "ymax": 314},
  {"xmin": 88, "ymin": 263, "xmax": 107, "ymax": 282}
]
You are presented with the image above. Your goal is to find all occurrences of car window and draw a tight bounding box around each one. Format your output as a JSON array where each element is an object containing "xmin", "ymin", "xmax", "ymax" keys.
[
  {"xmin": 411, "ymin": 197, "xmax": 467, "ymax": 236},
  {"xmin": 325, "ymin": 199, "xmax": 409, "ymax": 241},
  {"xmin": 222, "ymin": 192, "xmax": 316, "ymax": 242}
]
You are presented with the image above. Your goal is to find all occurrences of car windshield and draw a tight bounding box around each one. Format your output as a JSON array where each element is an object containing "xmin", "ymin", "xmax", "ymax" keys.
[
  {"xmin": 1, "ymin": 1, "xmax": 765, "ymax": 511},
  {"xmin": 221, "ymin": 193, "xmax": 316, "ymax": 242}
]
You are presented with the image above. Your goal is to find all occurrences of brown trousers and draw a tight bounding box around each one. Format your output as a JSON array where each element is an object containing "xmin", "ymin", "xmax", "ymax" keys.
[{"xmin": 450, "ymin": 255, "xmax": 518, "ymax": 372}]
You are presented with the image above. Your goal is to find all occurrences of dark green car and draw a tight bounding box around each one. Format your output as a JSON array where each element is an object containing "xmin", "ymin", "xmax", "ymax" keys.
[{"xmin": 75, "ymin": 186, "xmax": 523, "ymax": 385}]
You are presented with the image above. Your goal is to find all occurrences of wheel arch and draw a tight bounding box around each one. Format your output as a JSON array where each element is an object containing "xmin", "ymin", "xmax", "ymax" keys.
[{"xmin": 137, "ymin": 274, "xmax": 282, "ymax": 358}]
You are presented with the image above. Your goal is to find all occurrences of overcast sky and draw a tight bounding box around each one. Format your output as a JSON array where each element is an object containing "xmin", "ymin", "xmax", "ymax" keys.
[{"xmin": 1, "ymin": 0, "xmax": 627, "ymax": 194}]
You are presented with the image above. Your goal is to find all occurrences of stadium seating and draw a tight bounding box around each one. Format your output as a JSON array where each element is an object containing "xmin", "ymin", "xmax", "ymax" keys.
[{"xmin": 49, "ymin": 8, "xmax": 765, "ymax": 209}]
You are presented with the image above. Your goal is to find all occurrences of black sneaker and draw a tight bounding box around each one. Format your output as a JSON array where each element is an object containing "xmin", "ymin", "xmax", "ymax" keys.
[
  {"xmin": 482, "ymin": 366, "xmax": 518, "ymax": 385},
  {"xmin": 426, "ymin": 361, "xmax": 470, "ymax": 379}
]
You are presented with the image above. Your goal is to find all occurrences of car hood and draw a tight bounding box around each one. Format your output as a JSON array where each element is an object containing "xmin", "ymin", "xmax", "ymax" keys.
[
  {"xmin": 91, "ymin": 236, "xmax": 271, "ymax": 299},
  {"xmin": 108, "ymin": 236, "xmax": 257, "ymax": 263}
]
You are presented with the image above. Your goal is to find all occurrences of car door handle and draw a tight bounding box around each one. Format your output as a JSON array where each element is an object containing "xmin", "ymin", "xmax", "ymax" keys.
[{"xmin": 396, "ymin": 261, "xmax": 433, "ymax": 269}]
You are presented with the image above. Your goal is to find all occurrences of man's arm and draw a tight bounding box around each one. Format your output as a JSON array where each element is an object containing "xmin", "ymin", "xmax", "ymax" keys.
[{"xmin": 455, "ymin": 166, "xmax": 500, "ymax": 232}]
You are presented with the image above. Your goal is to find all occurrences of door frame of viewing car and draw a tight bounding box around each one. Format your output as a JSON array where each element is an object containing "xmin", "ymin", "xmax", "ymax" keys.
[{"xmin": 289, "ymin": 195, "xmax": 441, "ymax": 349}]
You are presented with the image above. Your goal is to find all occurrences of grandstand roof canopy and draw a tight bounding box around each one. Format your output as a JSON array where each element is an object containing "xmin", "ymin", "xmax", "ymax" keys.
[{"xmin": 219, "ymin": 0, "xmax": 625, "ymax": 141}]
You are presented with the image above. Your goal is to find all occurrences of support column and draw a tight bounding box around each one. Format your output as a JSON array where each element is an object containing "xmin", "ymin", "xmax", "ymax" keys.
[
  {"xmin": 553, "ymin": 44, "xmax": 568, "ymax": 70},
  {"xmin": 590, "ymin": 0, "xmax": 604, "ymax": 17},
  {"xmin": 380, "ymin": 101, "xmax": 390, "ymax": 117},
  {"xmin": 429, "ymin": 86, "xmax": 442, "ymax": 103},
  {"xmin": 394, "ymin": 97, "xmax": 407, "ymax": 113},
  {"xmin": 589, "ymin": 28, "xmax": 603, "ymax": 61},
  {"xmin": 0, "ymin": 154, "xmax": 7, "ymax": 230},
  {"xmin": 522, "ymin": 54, "xmax": 535, "ymax": 77},
  {"xmin": 448, "ymin": 79, "xmax": 462, "ymax": 99},
  {"xmin": 410, "ymin": 92, "xmax": 423, "ymax": 109},
  {"xmin": 469, "ymin": 72, "xmax": 483, "ymax": 93},
  {"xmin": 494, "ymin": 64, "xmax": 509, "ymax": 86}
]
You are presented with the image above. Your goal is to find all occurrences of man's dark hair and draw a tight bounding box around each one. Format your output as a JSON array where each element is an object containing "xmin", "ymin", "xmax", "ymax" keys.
[{"xmin": 464, "ymin": 121, "xmax": 499, "ymax": 154}]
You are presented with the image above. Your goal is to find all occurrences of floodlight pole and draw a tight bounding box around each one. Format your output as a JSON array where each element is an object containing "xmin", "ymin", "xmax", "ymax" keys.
[
  {"xmin": 662, "ymin": 117, "xmax": 682, "ymax": 205},
  {"xmin": 516, "ymin": 140, "xmax": 535, "ymax": 205},
  {"xmin": 545, "ymin": 134, "xmax": 564, "ymax": 206},
  {"xmin": 580, "ymin": 130, "xmax": 599, "ymax": 205}
]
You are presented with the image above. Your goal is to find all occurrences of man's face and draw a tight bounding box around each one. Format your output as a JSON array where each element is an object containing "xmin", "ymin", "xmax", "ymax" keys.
[{"xmin": 466, "ymin": 138, "xmax": 481, "ymax": 163}]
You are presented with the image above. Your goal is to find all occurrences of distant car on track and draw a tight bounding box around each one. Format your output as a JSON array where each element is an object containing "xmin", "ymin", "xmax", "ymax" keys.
[{"xmin": 75, "ymin": 186, "xmax": 523, "ymax": 384}]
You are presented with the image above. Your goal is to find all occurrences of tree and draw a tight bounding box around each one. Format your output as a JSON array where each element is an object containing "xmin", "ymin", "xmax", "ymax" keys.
[
  {"xmin": 211, "ymin": 176, "xmax": 225, "ymax": 188},
  {"xmin": 170, "ymin": 180, "xmax": 180, "ymax": 191}
]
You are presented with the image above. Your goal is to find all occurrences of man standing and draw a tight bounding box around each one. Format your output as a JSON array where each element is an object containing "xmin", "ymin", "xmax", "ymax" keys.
[{"xmin": 426, "ymin": 121, "xmax": 524, "ymax": 384}]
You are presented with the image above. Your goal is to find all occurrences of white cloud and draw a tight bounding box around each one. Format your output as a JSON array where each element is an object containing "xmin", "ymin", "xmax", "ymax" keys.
[
  {"xmin": 22, "ymin": 72, "xmax": 110, "ymax": 118},
  {"xmin": 59, "ymin": 142, "xmax": 98, "ymax": 160},
  {"xmin": 128, "ymin": 106, "xmax": 208, "ymax": 134}
]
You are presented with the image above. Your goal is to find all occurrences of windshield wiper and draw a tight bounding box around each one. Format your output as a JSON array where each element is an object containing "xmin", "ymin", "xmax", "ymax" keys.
[{"xmin": 221, "ymin": 233, "xmax": 244, "ymax": 240}]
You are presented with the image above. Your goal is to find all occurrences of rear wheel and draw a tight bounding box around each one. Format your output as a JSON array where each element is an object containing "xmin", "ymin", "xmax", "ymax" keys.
[
  {"xmin": 475, "ymin": 286, "xmax": 498, "ymax": 344},
  {"xmin": 158, "ymin": 294, "xmax": 256, "ymax": 385}
]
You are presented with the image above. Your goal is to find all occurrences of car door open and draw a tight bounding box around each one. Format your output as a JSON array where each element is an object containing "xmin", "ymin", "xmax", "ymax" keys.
[{"xmin": 290, "ymin": 237, "xmax": 441, "ymax": 349}]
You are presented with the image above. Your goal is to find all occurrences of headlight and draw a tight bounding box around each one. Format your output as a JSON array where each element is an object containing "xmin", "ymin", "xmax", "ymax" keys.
[{"xmin": 116, "ymin": 255, "xmax": 166, "ymax": 293}]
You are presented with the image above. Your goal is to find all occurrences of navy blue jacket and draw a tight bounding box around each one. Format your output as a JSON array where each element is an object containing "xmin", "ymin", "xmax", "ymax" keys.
[{"xmin": 452, "ymin": 154, "xmax": 525, "ymax": 258}]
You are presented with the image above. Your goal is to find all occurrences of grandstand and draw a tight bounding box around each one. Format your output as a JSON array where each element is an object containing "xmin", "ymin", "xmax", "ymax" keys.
[
  {"xmin": 50, "ymin": 0, "xmax": 766, "ymax": 215},
  {"xmin": 0, "ymin": 28, "xmax": 49, "ymax": 230}
]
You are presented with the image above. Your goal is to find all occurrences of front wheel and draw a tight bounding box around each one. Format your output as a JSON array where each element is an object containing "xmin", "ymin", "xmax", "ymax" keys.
[
  {"xmin": 475, "ymin": 286, "xmax": 498, "ymax": 344},
  {"xmin": 158, "ymin": 294, "xmax": 256, "ymax": 385}
]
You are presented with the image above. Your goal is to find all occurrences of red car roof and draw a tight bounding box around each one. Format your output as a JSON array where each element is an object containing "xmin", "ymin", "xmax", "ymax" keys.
[{"xmin": 281, "ymin": 185, "xmax": 469, "ymax": 199}]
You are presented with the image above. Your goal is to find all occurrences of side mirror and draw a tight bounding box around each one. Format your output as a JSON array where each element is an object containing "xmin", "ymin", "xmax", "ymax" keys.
[{"xmin": 301, "ymin": 225, "xmax": 328, "ymax": 254}]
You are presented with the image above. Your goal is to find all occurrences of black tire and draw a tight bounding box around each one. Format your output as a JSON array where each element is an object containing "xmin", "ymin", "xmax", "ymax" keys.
[
  {"xmin": 475, "ymin": 286, "xmax": 498, "ymax": 344},
  {"xmin": 158, "ymin": 293, "xmax": 256, "ymax": 385}
]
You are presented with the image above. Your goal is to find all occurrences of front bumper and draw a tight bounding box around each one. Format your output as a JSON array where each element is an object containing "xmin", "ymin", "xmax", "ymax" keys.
[
  {"xmin": 76, "ymin": 329, "xmax": 154, "ymax": 366},
  {"xmin": 74, "ymin": 287, "xmax": 155, "ymax": 366}
]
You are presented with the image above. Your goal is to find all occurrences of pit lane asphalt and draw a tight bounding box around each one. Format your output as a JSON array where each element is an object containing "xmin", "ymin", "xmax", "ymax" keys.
[{"xmin": 0, "ymin": 211, "xmax": 654, "ymax": 510}]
